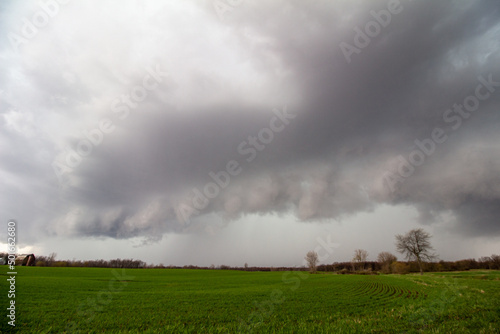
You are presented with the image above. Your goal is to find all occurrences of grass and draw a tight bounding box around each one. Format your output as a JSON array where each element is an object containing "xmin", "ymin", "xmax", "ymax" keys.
[{"xmin": 1, "ymin": 268, "xmax": 499, "ymax": 333}]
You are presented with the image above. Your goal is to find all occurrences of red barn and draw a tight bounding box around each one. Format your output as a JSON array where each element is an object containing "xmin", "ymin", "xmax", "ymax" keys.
[{"xmin": 15, "ymin": 254, "xmax": 36, "ymax": 266}]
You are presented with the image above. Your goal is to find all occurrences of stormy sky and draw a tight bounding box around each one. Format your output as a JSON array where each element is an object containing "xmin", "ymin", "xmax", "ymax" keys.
[{"xmin": 1, "ymin": 0, "xmax": 499, "ymax": 266}]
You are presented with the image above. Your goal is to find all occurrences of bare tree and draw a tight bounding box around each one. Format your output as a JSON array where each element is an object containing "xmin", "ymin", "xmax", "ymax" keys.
[
  {"xmin": 352, "ymin": 249, "xmax": 368, "ymax": 271},
  {"xmin": 48, "ymin": 252, "xmax": 57, "ymax": 266},
  {"xmin": 305, "ymin": 251, "xmax": 319, "ymax": 273},
  {"xmin": 395, "ymin": 228, "xmax": 436, "ymax": 275},
  {"xmin": 377, "ymin": 251, "xmax": 397, "ymax": 273},
  {"xmin": 478, "ymin": 256, "xmax": 492, "ymax": 269},
  {"xmin": 491, "ymin": 254, "xmax": 500, "ymax": 269}
]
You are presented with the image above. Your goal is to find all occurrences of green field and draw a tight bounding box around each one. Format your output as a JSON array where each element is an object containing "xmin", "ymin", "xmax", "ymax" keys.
[{"xmin": 1, "ymin": 268, "xmax": 499, "ymax": 333}]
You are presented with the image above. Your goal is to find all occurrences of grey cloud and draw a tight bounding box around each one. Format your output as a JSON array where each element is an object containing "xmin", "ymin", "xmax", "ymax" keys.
[{"xmin": 1, "ymin": 0, "xmax": 499, "ymax": 243}]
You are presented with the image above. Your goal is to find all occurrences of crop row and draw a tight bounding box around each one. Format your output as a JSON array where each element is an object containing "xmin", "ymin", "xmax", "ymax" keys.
[{"xmin": 339, "ymin": 281, "xmax": 427, "ymax": 307}]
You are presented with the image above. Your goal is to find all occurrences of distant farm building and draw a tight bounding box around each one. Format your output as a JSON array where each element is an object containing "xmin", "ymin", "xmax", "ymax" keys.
[{"xmin": 15, "ymin": 254, "xmax": 36, "ymax": 266}]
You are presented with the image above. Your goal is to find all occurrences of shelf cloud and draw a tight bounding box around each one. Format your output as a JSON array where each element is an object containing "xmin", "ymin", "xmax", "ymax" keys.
[{"xmin": 1, "ymin": 0, "xmax": 500, "ymax": 245}]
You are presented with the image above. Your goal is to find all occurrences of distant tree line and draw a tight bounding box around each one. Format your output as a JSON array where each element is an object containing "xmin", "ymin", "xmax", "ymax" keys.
[
  {"xmin": 22, "ymin": 253, "xmax": 147, "ymax": 269},
  {"xmin": 314, "ymin": 256, "xmax": 500, "ymax": 274},
  {"xmin": 2, "ymin": 252, "xmax": 498, "ymax": 273},
  {"xmin": 303, "ymin": 228, "xmax": 499, "ymax": 275}
]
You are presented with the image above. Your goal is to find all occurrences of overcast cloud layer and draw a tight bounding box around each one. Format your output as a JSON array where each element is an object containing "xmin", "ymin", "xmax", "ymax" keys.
[{"xmin": 1, "ymin": 0, "xmax": 499, "ymax": 262}]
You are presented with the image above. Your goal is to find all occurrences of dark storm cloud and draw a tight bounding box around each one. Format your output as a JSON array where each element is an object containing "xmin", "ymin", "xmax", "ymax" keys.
[{"xmin": 1, "ymin": 0, "xmax": 499, "ymax": 242}]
